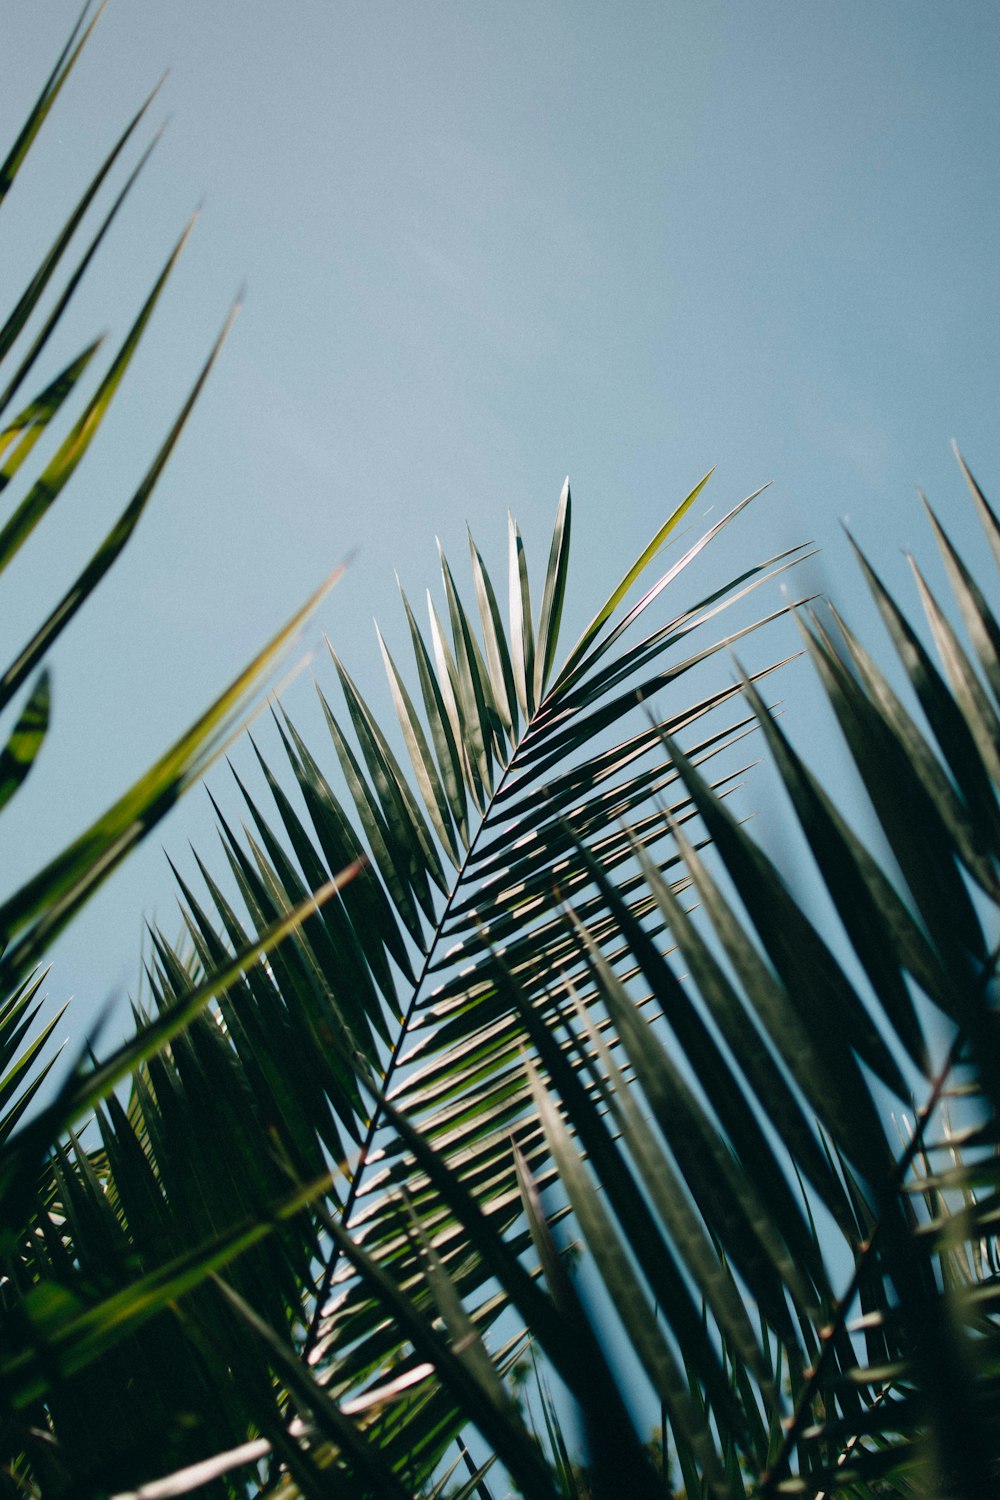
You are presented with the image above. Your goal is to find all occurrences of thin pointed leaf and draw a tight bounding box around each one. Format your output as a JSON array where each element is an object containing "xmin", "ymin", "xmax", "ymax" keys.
[
  {"xmin": 955, "ymin": 442, "xmax": 1000, "ymax": 570},
  {"xmin": 0, "ymin": 303, "xmax": 238, "ymax": 716},
  {"xmin": 806, "ymin": 604, "xmax": 990, "ymax": 970},
  {"xmin": 850, "ymin": 534, "xmax": 1000, "ymax": 872},
  {"xmin": 0, "ymin": 560, "xmax": 344, "ymax": 986},
  {"xmin": 399, "ymin": 582, "xmax": 470, "ymax": 842},
  {"xmin": 0, "ymin": 218, "xmax": 194, "ymax": 577},
  {"xmin": 924, "ymin": 496, "xmax": 1000, "ymax": 711},
  {"xmin": 333, "ymin": 646, "xmax": 449, "ymax": 905},
  {"xmin": 277, "ymin": 706, "xmax": 415, "ymax": 992},
  {"xmin": 0, "ymin": 121, "xmax": 163, "ymax": 422},
  {"xmin": 0, "ymin": 0, "xmax": 105, "ymax": 203},
  {"xmin": 553, "ymin": 469, "xmax": 713, "ymax": 691},
  {"xmin": 527, "ymin": 1065, "xmax": 740, "ymax": 1500},
  {"xmin": 734, "ymin": 663, "xmax": 931, "ymax": 1070},
  {"xmin": 508, "ymin": 514, "xmax": 536, "ymax": 719},
  {"xmin": 378, "ymin": 624, "xmax": 462, "ymax": 865},
  {"xmin": 316, "ymin": 678, "xmax": 427, "ymax": 946},
  {"xmin": 0, "ymin": 670, "xmax": 49, "ymax": 814},
  {"xmin": 534, "ymin": 478, "xmax": 572, "ymax": 702},
  {"xmin": 468, "ymin": 528, "xmax": 519, "ymax": 740},
  {"xmin": 438, "ymin": 543, "xmax": 497, "ymax": 786},
  {"xmin": 911, "ymin": 558, "xmax": 1000, "ymax": 802},
  {"xmin": 0, "ymin": 343, "xmax": 101, "ymax": 487},
  {"xmin": 428, "ymin": 592, "xmax": 489, "ymax": 811}
]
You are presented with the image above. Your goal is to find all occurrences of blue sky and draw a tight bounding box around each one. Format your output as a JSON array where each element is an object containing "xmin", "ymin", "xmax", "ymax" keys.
[{"xmin": 3, "ymin": 1, "xmax": 999, "ymax": 1030}]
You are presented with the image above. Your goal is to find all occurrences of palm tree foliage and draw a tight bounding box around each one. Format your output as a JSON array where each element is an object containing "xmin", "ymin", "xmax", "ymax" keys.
[
  {"xmin": 68, "ymin": 450, "xmax": 1000, "ymax": 1500},
  {"xmin": 0, "ymin": 10, "xmax": 341, "ymax": 1488},
  {"xmin": 27, "ymin": 465, "xmax": 802, "ymax": 1498},
  {"xmin": 5, "ymin": 15, "xmax": 1000, "ymax": 1500}
]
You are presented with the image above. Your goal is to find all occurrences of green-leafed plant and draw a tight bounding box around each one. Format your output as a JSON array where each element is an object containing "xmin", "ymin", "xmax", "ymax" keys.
[
  {"xmin": 6, "ymin": 13, "xmax": 1000, "ymax": 1500},
  {"xmin": 71, "ymin": 466, "xmax": 801, "ymax": 1497},
  {"xmin": 82, "ymin": 446, "xmax": 1000, "ymax": 1500},
  {"xmin": 104, "ymin": 454, "xmax": 996, "ymax": 1500},
  {"xmin": 0, "ymin": 10, "xmax": 339, "ymax": 1489}
]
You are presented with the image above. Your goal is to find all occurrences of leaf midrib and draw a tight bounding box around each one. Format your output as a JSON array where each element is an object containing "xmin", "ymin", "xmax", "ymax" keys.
[{"xmin": 304, "ymin": 713, "xmax": 540, "ymax": 1355}]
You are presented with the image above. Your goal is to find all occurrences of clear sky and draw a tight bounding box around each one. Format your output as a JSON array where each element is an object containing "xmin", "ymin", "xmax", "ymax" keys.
[{"xmin": 3, "ymin": 1, "xmax": 999, "ymax": 1033}]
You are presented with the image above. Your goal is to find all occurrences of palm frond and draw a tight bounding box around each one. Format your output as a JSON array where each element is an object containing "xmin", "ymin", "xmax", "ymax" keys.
[
  {"xmin": 118, "ymin": 451, "xmax": 1000, "ymax": 1499},
  {"xmin": 89, "ymin": 471, "xmax": 805, "ymax": 1495},
  {"xmin": 0, "ymin": 18, "xmax": 341, "ymax": 1490},
  {"xmin": 9, "ymin": 18, "xmax": 1000, "ymax": 1500},
  {"xmin": 493, "ymin": 453, "xmax": 1000, "ymax": 1498}
]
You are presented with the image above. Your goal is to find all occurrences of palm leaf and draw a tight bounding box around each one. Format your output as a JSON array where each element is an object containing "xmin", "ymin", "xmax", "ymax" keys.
[
  {"xmin": 153, "ymin": 452, "xmax": 1000, "ymax": 1498},
  {"xmin": 12, "ymin": 13, "xmax": 1000, "ymax": 1498},
  {"xmin": 499, "ymin": 456, "xmax": 1000, "ymax": 1497},
  {"xmin": 0, "ymin": 17, "xmax": 351, "ymax": 1492},
  {"xmin": 107, "ymin": 474, "xmax": 804, "ymax": 1494}
]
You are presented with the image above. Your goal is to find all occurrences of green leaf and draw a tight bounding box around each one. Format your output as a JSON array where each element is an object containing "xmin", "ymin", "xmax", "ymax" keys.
[
  {"xmin": 0, "ymin": 303, "xmax": 239, "ymax": 717},
  {"xmin": 850, "ymin": 534, "xmax": 1000, "ymax": 877},
  {"xmin": 0, "ymin": 669, "xmax": 49, "ymax": 814},
  {"xmin": 662, "ymin": 738, "xmax": 901, "ymax": 1185},
  {"xmin": 508, "ymin": 513, "xmax": 537, "ymax": 719},
  {"xmin": 399, "ymin": 580, "xmax": 471, "ymax": 842},
  {"xmin": 0, "ymin": 0, "xmax": 105, "ymax": 204},
  {"xmin": 378, "ymin": 623, "xmax": 462, "ymax": 865},
  {"xmin": 924, "ymin": 495, "xmax": 1000, "ymax": 713},
  {"xmin": 0, "ymin": 120, "xmax": 161, "ymax": 422},
  {"xmin": 552, "ymin": 468, "xmax": 713, "ymax": 693},
  {"xmin": 438, "ymin": 543, "xmax": 499, "ymax": 790},
  {"xmin": 534, "ymin": 477, "xmax": 572, "ymax": 703},
  {"xmin": 1, "ymin": 1172, "xmax": 329, "ymax": 1409},
  {"xmin": 955, "ymin": 442, "xmax": 1000, "ymax": 570},
  {"xmin": 276, "ymin": 705, "xmax": 415, "ymax": 992},
  {"xmin": 317, "ymin": 674, "xmax": 429, "ymax": 944},
  {"xmin": 468, "ymin": 527, "xmax": 519, "ymax": 741},
  {"xmin": 733, "ymin": 661, "xmax": 931, "ymax": 1071},
  {"xmin": 912, "ymin": 556, "xmax": 1000, "ymax": 810},
  {"xmin": 0, "ymin": 79, "xmax": 160, "ymax": 382},
  {"xmin": 0, "ymin": 343, "xmax": 101, "ymax": 488},
  {"xmin": 0, "ymin": 561, "xmax": 344, "ymax": 987},
  {"xmin": 0, "ymin": 218, "xmax": 194, "ymax": 577},
  {"xmin": 215, "ymin": 1277, "xmax": 413, "ymax": 1498},
  {"xmin": 804, "ymin": 603, "xmax": 990, "ymax": 976},
  {"xmin": 527, "ymin": 1063, "xmax": 741, "ymax": 1500}
]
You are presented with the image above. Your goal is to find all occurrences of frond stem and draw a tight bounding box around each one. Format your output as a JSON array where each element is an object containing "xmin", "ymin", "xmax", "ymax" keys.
[{"xmin": 303, "ymin": 746, "xmax": 526, "ymax": 1357}]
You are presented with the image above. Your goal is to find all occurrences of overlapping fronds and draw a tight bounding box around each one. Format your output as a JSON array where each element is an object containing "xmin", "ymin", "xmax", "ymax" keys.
[
  {"xmin": 9, "ymin": 17, "xmax": 1000, "ymax": 1500},
  {"xmin": 0, "ymin": 12, "xmax": 340, "ymax": 1481},
  {"xmin": 97, "ymin": 454, "xmax": 1000, "ymax": 1500},
  {"xmin": 462, "ymin": 451, "xmax": 1000, "ymax": 1499},
  {"xmin": 83, "ymin": 473, "xmax": 807, "ymax": 1496}
]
